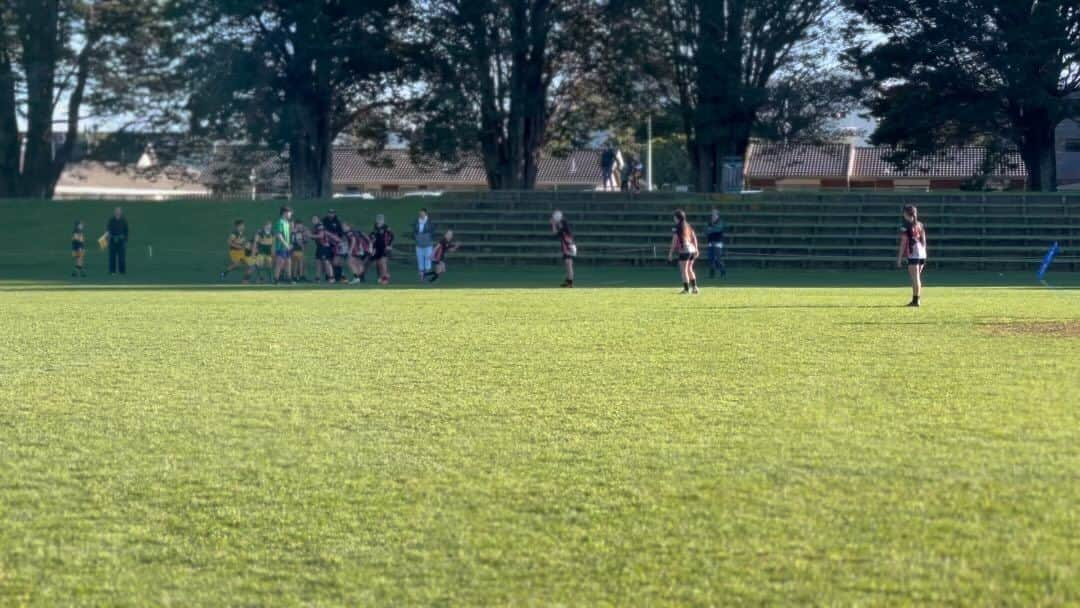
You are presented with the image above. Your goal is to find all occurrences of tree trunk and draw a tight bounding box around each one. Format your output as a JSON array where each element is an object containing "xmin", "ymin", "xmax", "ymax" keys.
[
  {"xmin": 19, "ymin": 0, "xmax": 59, "ymax": 199},
  {"xmin": 285, "ymin": 42, "xmax": 334, "ymax": 200},
  {"xmin": 48, "ymin": 40, "xmax": 95, "ymax": 198},
  {"xmin": 0, "ymin": 16, "xmax": 20, "ymax": 198},
  {"xmin": 1017, "ymin": 113, "xmax": 1057, "ymax": 192}
]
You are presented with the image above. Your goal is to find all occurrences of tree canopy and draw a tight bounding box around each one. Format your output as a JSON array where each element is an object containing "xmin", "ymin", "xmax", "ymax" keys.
[
  {"xmin": 0, "ymin": 0, "xmax": 165, "ymax": 198},
  {"xmin": 168, "ymin": 0, "xmax": 407, "ymax": 198},
  {"xmin": 845, "ymin": 0, "xmax": 1080, "ymax": 191}
]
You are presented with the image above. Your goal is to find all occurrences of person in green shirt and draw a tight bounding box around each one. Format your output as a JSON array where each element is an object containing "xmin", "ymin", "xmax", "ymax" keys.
[{"xmin": 273, "ymin": 206, "xmax": 293, "ymax": 284}]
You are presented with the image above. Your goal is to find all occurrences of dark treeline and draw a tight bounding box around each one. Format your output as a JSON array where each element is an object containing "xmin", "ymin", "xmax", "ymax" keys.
[{"xmin": 1, "ymin": 0, "xmax": 1077, "ymax": 198}]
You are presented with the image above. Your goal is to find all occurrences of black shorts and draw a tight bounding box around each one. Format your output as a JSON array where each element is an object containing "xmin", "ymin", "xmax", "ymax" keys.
[
  {"xmin": 908, "ymin": 258, "xmax": 926, "ymax": 267},
  {"xmin": 316, "ymin": 246, "xmax": 332, "ymax": 261},
  {"xmin": 678, "ymin": 252, "xmax": 697, "ymax": 262}
]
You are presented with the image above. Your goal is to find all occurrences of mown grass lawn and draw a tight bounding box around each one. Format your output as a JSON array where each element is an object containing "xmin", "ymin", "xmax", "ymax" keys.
[{"xmin": 1, "ymin": 270, "xmax": 1077, "ymax": 606}]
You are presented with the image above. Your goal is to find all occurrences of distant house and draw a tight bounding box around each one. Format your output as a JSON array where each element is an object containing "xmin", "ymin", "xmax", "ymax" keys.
[
  {"xmin": 54, "ymin": 148, "xmax": 208, "ymax": 201},
  {"xmin": 744, "ymin": 142, "xmax": 1028, "ymax": 191},
  {"xmin": 850, "ymin": 147, "xmax": 1027, "ymax": 191},
  {"xmin": 741, "ymin": 143, "xmax": 851, "ymax": 191},
  {"xmin": 203, "ymin": 147, "xmax": 606, "ymax": 196}
]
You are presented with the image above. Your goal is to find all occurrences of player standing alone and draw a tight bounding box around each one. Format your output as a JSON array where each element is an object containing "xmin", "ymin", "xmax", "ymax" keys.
[
  {"xmin": 668, "ymin": 209, "xmax": 699, "ymax": 294},
  {"xmin": 898, "ymin": 204, "xmax": 928, "ymax": 307},
  {"xmin": 71, "ymin": 220, "xmax": 86, "ymax": 278},
  {"xmin": 551, "ymin": 210, "xmax": 576, "ymax": 288}
]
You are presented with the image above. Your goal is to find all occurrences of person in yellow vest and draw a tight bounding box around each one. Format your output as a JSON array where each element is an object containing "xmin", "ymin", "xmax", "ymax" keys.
[
  {"xmin": 252, "ymin": 220, "xmax": 275, "ymax": 283},
  {"xmin": 71, "ymin": 220, "xmax": 86, "ymax": 278},
  {"xmin": 220, "ymin": 219, "xmax": 251, "ymax": 281}
]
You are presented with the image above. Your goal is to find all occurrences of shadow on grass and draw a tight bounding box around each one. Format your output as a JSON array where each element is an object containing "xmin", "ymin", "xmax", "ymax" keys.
[{"xmin": 1, "ymin": 267, "xmax": 1077, "ymax": 292}]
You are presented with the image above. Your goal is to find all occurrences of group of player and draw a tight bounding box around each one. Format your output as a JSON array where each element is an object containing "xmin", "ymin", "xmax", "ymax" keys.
[
  {"xmin": 220, "ymin": 206, "xmax": 458, "ymax": 285},
  {"xmin": 71, "ymin": 202, "xmax": 924, "ymax": 303},
  {"xmin": 548, "ymin": 207, "xmax": 727, "ymax": 292}
]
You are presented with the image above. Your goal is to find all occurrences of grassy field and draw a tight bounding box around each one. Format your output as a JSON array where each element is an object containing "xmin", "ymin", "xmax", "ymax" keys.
[{"xmin": 1, "ymin": 199, "xmax": 1078, "ymax": 605}]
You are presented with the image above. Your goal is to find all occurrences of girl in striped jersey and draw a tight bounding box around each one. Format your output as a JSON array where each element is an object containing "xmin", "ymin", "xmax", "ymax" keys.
[
  {"xmin": 426, "ymin": 229, "xmax": 459, "ymax": 282},
  {"xmin": 897, "ymin": 204, "xmax": 928, "ymax": 307},
  {"xmin": 551, "ymin": 209, "xmax": 576, "ymax": 288},
  {"xmin": 667, "ymin": 209, "xmax": 699, "ymax": 294},
  {"xmin": 345, "ymin": 223, "xmax": 373, "ymax": 284}
]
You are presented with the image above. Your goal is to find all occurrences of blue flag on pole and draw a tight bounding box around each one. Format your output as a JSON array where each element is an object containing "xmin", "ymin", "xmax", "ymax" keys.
[{"xmin": 1037, "ymin": 242, "xmax": 1060, "ymax": 281}]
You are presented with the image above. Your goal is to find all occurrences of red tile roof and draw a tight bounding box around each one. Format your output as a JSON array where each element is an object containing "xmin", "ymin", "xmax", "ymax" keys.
[
  {"xmin": 207, "ymin": 147, "xmax": 606, "ymax": 189},
  {"xmin": 333, "ymin": 148, "xmax": 604, "ymax": 186},
  {"xmin": 744, "ymin": 142, "xmax": 851, "ymax": 178},
  {"xmin": 333, "ymin": 149, "xmax": 488, "ymax": 184},
  {"xmin": 852, "ymin": 147, "xmax": 1027, "ymax": 178}
]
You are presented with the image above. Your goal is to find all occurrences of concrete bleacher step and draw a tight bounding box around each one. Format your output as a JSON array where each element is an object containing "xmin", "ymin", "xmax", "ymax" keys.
[{"xmin": 418, "ymin": 192, "xmax": 1080, "ymax": 270}]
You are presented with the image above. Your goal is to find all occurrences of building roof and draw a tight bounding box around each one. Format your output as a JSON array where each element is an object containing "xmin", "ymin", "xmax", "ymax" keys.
[
  {"xmin": 744, "ymin": 142, "xmax": 1030, "ymax": 182},
  {"xmin": 333, "ymin": 148, "xmax": 605, "ymax": 186},
  {"xmin": 56, "ymin": 161, "xmax": 208, "ymax": 197},
  {"xmin": 852, "ymin": 147, "xmax": 1027, "ymax": 179},
  {"xmin": 744, "ymin": 142, "xmax": 851, "ymax": 178},
  {"xmin": 333, "ymin": 149, "xmax": 488, "ymax": 185},
  {"xmin": 204, "ymin": 147, "xmax": 606, "ymax": 191}
]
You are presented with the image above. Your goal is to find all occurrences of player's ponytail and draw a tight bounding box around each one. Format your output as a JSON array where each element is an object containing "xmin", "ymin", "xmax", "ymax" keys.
[{"xmin": 674, "ymin": 209, "xmax": 691, "ymax": 241}]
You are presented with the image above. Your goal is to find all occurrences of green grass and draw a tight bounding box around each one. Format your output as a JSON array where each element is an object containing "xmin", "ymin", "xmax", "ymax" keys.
[{"xmin": 1, "ymin": 199, "xmax": 1078, "ymax": 605}]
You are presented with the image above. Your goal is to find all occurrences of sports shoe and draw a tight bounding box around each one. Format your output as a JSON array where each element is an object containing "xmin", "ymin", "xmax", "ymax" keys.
[
  {"xmin": 679, "ymin": 288, "xmax": 690, "ymax": 295},
  {"xmin": 907, "ymin": 300, "xmax": 920, "ymax": 308},
  {"xmin": 349, "ymin": 278, "xmax": 362, "ymax": 285},
  {"xmin": 691, "ymin": 287, "xmax": 700, "ymax": 295}
]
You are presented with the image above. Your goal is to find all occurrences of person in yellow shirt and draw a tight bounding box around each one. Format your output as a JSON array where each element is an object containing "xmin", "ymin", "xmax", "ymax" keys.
[
  {"xmin": 252, "ymin": 220, "xmax": 275, "ymax": 283},
  {"xmin": 220, "ymin": 219, "xmax": 251, "ymax": 281},
  {"xmin": 71, "ymin": 220, "xmax": 86, "ymax": 278}
]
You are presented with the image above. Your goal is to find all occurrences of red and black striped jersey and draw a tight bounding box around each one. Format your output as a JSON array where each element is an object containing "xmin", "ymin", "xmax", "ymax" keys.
[
  {"xmin": 371, "ymin": 226, "xmax": 394, "ymax": 249},
  {"xmin": 349, "ymin": 230, "xmax": 373, "ymax": 256},
  {"xmin": 432, "ymin": 238, "xmax": 457, "ymax": 263}
]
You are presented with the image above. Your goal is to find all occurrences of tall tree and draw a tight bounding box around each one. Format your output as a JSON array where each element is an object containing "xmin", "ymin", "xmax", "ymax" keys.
[
  {"xmin": 845, "ymin": 0, "xmax": 1080, "ymax": 192},
  {"xmin": 171, "ymin": 0, "xmax": 405, "ymax": 199},
  {"xmin": 410, "ymin": 0, "xmax": 583, "ymax": 190},
  {"xmin": 0, "ymin": 0, "xmax": 163, "ymax": 198},
  {"xmin": 597, "ymin": 0, "xmax": 838, "ymax": 191}
]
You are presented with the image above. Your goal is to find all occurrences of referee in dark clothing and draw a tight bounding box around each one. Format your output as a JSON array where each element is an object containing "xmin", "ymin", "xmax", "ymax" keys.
[{"xmin": 105, "ymin": 207, "xmax": 129, "ymax": 275}]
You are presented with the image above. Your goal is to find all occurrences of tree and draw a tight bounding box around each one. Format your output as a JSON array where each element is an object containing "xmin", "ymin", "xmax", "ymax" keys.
[
  {"xmin": 170, "ymin": 0, "xmax": 406, "ymax": 199},
  {"xmin": 0, "ymin": 0, "xmax": 164, "ymax": 199},
  {"xmin": 845, "ymin": 0, "xmax": 1080, "ymax": 192},
  {"xmin": 597, "ymin": 0, "xmax": 839, "ymax": 191},
  {"xmin": 410, "ymin": 0, "xmax": 589, "ymax": 190}
]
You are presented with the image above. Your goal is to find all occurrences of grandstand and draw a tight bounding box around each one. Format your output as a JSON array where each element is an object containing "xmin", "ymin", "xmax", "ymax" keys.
[{"xmin": 432, "ymin": 192, "xmax": 1080, "ymax": 271}]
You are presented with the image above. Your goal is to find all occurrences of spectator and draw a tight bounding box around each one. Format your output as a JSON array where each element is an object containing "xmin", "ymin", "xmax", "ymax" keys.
[
  {"xmin": 103, "ymin": 207, "xmax": 129, "ymax": 275},
  {"xmin": 413, "ymin": 208, "xmax": 435, "ymax": 282},
  {"xmin": 705, "ymin": 209, "xmax": 726, "ymax": 279},
  {"xmin": 621, "ymin": 154, "xmax": 635, "ymax": 192},
  {"xmin": 600, "ymin": 145, "xmax": 617, "ymax": 191}
]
